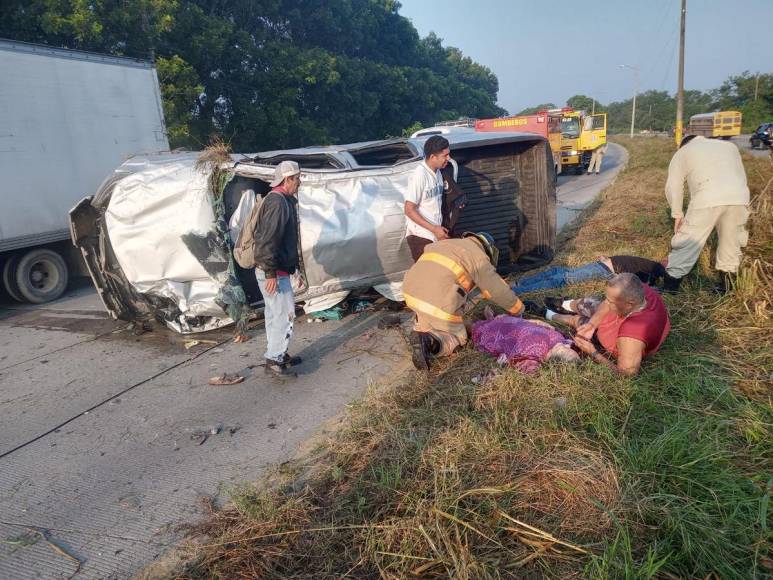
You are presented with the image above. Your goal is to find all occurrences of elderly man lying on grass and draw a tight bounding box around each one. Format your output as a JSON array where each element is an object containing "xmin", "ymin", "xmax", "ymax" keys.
[{"xmin": 525, "ymin": 273, "xmax": 671, "ymax": 375}]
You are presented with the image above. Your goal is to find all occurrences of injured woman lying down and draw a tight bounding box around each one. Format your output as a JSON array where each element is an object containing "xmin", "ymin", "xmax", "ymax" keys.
[{"xmin": 472, "ymin": 307, "xmax": 579, "ymax": 373}]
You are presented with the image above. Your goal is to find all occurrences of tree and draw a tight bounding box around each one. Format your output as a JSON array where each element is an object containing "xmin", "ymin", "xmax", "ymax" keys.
[
  {"xmin": 566, "ymin": 94, "xmax": 604, "ymax": 113},
  {"xmin": 0, "ymin": 0, "xmax": 506, "ymax": 149},
  {"xmin": 516, "ymin": 103, "xmax": 556, "ymax": 115}
]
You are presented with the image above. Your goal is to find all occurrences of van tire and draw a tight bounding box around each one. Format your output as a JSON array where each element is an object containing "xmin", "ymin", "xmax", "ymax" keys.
[
  {"xmin": 13, "ymin": 249, "xmax": 69, "ymax": 304},
  {"xmin": 2, "ymin": 254, "xmax": 25, "ymax": 302}
]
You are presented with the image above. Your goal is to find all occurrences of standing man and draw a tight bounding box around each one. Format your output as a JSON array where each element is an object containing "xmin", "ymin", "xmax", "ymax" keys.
[
  {"xmin": 404, "ymin": 135, "xmax": 451, "ymax": 261},
  {"xmin": 403, "ymin": 232, "xmax": 524, "ymax": 370},
  {"xmin": 663, "ymin": 135, "xmax": 750, "ymax": 293},
  {"xmin": 587, "ymin": 143, "xmax": 608, "ymax": 175},
  {"xmin": 254, "ymin": 161, "xmax": 303, "ymax": 377}
]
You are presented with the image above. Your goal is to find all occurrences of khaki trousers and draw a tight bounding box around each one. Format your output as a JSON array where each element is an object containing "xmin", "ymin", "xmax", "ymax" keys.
[
  {"xmin": 666, "ymin": 205, "xmax": 750, "ymax": 278},
  {"xmin": 587, "ymin": 149, "xmax": 604, "ymax": 173},
  {"xmin": 414, "ymin": 313, "xmax": 467, "ymax": 357}
]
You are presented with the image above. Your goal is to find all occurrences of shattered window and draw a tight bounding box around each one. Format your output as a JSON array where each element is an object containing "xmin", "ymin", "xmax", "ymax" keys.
[
  {"xmin": 348, "ymin": 142, "xmax": 419, "ymax": 167},
  {"xmin": 252, "ymin": 153, "xmax": 344, "ymax": 169}
]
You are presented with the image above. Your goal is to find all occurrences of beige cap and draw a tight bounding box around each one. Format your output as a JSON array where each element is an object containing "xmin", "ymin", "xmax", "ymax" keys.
[{"xmin": 269, "ymin": 160, "xmax": 300, "ymax": 187}]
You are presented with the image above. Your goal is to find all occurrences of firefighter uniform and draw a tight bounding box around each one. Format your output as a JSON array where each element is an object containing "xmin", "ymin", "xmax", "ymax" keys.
[{"xmin": 402, "ymin": 237, "xmax": 524, "ymax": 357}]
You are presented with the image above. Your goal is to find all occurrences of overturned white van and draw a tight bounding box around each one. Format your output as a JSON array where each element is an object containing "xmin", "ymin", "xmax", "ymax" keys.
[{"xmin": 70, "ymin": 132, "xmax": 556, "ymax": 333}]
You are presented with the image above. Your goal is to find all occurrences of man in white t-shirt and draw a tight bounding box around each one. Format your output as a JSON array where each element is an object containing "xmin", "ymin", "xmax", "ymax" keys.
[{"xmin": 404, "ymin": 135, "xmax": 452, "ymax": 261}]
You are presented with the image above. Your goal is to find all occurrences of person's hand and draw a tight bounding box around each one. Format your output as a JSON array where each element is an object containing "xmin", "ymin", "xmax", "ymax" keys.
[
  {"xmin": 576, "ymin": 322, "xmax": 595, "ymax": 341},
  {"xmin": 573, "ymin": 333, "xmax": 597, "ymax": 355},
  {"xmin": 264, "ymin": 277, "xmax": 278, "ymax": 296},
  {"xmin": 674, "ymin": 217, "xmax": 684, "ymax": 234},
  {"xmin": 433, "ymin": 225, "xmax": 450, "ymax": 240}
]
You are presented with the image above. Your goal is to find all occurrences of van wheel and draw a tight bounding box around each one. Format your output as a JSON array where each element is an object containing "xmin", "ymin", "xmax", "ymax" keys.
[
  {"xmin": 2, "ymin": 255, "xmax": 25, "ymax": 302},
  {"xmin": 13, "ymin": 249, "xmax": 69, "ymax": 304}
]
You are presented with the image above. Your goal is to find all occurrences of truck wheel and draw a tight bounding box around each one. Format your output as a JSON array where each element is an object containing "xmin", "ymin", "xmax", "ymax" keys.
[
  {"xmin": 2, "ymin": 255, "xmax": 25, "ymax": 302},
  {"xmin": 13, "ymin": 249, "xmax": 69, "ymax": 304}
]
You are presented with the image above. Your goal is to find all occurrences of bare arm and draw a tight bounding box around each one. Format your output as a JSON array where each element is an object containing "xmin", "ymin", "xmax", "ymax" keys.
[
  {"xmin": 573, "ymin": 335, "xmax": 645, "ymax": 375},
  {"xmin": 665, "ymin": 151, "xmax": 686, "ymax": 219},
  {"xmin": 404, "ymin": 201, "xmax": 448, "ymax": 240},
  {"xmin": 576, "ymin": 299, "xmax": 612, "ymax": 339}
]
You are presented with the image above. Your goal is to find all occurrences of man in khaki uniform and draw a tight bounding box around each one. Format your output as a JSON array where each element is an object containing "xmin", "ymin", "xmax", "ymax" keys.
[
  {"xmin": 587, "ymin": 143, "xmax": 608, "ymax": 175},
  {"xmin": 663, "ymin": 135, "xmax": 750, "ymax": 293},
  {"xmin": 403, "ymin": 232, "xmax": 525, "ymax": 369}
]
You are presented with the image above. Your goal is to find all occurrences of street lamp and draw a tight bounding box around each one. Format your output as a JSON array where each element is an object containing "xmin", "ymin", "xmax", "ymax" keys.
[{"xmin": 619, "ymin": 64, "xmax": 640, "ymax": 138}]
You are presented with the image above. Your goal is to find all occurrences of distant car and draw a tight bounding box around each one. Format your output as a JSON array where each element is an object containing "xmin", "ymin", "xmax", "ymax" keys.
[
  {"xmin": 70, "ymin": 133, "xmax": 556, "ymax": 334},
  {"xmin": 750, "ymin": 122, "xmax": 773, "ymax": 149}
]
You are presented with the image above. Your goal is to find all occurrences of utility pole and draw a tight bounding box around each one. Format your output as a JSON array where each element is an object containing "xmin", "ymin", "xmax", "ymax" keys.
[
  {"xmin": 620, "ymin": 64, "xmax": 640, "ymax": 138},
  {"xmin": 592, "ymin": 97, "xmax": 595, "ymax": 115},
  {"xmin": 675, "ymin": 0, "xmax": 687, "ymax": 146},
  {"xmin": 754, "ymin": 73, "xmax": 760, "ymax": 101}
]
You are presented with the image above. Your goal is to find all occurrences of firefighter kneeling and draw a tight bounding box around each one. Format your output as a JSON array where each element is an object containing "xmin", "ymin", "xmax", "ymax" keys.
[{"xmin": 403, "ymin": 232, "xmax": 525, "ymax": 369}]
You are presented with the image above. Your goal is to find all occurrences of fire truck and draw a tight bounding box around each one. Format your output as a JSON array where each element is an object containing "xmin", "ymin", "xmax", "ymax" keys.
[
  {"xmin": 475, "ymin": 113, "xmax": 562, "ymax": 176},
  {"xmin": 554, "ymin": 108, "xmax": 607, "ymax": 174}
]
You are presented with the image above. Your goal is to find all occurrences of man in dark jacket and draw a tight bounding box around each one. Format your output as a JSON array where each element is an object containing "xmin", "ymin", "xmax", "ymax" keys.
[{"xmin": 254, "ymin": 161, "xmax": 302, "ymax": 377}]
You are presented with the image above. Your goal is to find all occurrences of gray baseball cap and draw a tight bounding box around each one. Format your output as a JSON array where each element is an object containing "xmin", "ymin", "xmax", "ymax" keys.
[{"xmin": 269, "ymin": 160, "xmax": 300, "ymax": 187}]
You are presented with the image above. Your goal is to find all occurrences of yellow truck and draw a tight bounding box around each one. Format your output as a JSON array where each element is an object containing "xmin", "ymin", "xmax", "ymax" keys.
[
  {"xmin": 554, "ymin": 108, "xmax": 607, "ymax": 174},
  {"xmin": 688, "ymin": 111, "xmax": 742, "ymax": 139}
]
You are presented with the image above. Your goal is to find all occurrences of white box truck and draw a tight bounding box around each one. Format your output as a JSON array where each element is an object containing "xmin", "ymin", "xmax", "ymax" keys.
[{"xmin": 0, "ymin": 39, "xmax": 169, "ymax": 303}]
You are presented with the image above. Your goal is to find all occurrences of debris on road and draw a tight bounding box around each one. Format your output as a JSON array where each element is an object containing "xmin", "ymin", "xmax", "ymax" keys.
[
  {"xmin": 377, "ymin": 314, "xmax": 402, "ymax": 329},
  {"xmin": 184, "ymin": 339, "xmax": 219, "ymax": 350},
  {"xmin": 208, "ymin": 373, "xmax": 244, "ymax": 386},
  {"xmin": 308, "ymin": 306, "xmax": 345, "ymax": 322}
]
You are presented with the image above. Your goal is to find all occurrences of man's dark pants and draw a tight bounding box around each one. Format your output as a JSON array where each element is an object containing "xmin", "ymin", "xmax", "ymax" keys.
[{"xmin": 407, "ymin": 235, "xmax": 433, "ymax": 262}]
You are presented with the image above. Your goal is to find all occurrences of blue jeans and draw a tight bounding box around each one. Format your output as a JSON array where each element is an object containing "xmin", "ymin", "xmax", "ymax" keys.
[
  {"xmin": 255, "ymin": 270, "xmax": 295, "ymax": 363},
  {"xmin": 511, "ymin": 261, "xmax": 613, "ymax": 294}
]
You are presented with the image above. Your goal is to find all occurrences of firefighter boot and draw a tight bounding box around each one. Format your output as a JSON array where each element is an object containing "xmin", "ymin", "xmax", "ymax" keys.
[{"xmin": 409, "ymin": 331, "xmax": 440, "ymax": 370}]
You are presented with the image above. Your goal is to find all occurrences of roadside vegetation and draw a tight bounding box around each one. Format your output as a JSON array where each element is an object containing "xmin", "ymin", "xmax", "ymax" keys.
[{"xmin": 172, "ymin": 138, "xmax": 771, "ymax": 579}]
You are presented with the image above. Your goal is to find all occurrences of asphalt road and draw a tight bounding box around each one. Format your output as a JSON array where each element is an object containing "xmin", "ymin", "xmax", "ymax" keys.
[
  {"xmin": 732, "ymin": 133, "xmax": 771, "ymax": 159},
  {"xmin": 556, "ymin": 142, "xmax": 628, "ymax": 231},
  {"xmin": 0, "ymin": 281, "xmax": 411, "ymax": 579},
  {"xmin": 0, "ymin": 154, "xmax": 623, "ymax": 578}
]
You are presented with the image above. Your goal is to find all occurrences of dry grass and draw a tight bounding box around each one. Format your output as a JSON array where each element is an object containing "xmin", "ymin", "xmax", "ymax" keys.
[{"xmin": 170, "ymin": 137, "xmax": 772, "ymax": 579}]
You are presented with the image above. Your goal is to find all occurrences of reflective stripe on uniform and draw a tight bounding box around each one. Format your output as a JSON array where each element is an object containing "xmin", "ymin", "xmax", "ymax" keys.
[
  {"xmin": 404, "ymin": 292, "xmax": 464, "ymax": 323},
  {"xmin": 419, "ymin": 252, "xmax": 474, "ymax": 291},
  {"xmin": 508, "ymin": 299, "xmax": 525, "ymax": 315}
]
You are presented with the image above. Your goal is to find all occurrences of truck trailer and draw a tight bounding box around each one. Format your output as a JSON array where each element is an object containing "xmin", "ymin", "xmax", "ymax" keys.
[{"xmin": 0, "ymin": 39, "xmax": 168, "ymax": 303}]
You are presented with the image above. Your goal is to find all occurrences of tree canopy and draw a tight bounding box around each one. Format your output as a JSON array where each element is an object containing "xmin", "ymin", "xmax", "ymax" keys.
[{"xmin": 0, "ymin": 0, "xmax": 506, "ymax": 150}]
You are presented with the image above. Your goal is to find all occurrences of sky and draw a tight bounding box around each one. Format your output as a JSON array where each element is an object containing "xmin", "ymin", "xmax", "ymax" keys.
[{"xmin": 398, "ymin": 0, "xmax": 773, "ymax": 115}]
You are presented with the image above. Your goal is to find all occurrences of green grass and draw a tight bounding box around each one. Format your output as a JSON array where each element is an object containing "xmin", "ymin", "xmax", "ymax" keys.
[{"xmin": 173, "ymin": 137, "xmax": 772, "ymax": 579}]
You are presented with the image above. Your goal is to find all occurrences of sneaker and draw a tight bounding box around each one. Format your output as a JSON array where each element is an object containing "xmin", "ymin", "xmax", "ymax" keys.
[
  {"xmin": 523, "ymin": 300, "xmax": 547, "ymax": 318},
  {"xmin": 409, "ymin": 331, "xmax": 435, "ymax": 370},
  {"xmin": 282, "ymin": 353, "xmax": 302, "ymax": 367},
  {"xmin": 264, "ymin": 359, "xmax": 296, "ymax": 377},
  {"xmin": 544, "ymin": 296, "xmax": 573, "ymax": 315}
]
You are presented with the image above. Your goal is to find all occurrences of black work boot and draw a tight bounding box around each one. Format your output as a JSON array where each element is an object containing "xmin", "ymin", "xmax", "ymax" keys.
[
  {"xmin": 713, "ymin": 271, "xmax": 736, "ymax": 294},
  {"xmin": 409, "ymin": 331, "xmax": 439, "ymax": 370},
  {"xmin": 265, "ymin": 359, "xmax": 296, "ymax": 378},
  {"xmin": 662, "ymin": 273, "xmax": 683, "ymax": 293}
]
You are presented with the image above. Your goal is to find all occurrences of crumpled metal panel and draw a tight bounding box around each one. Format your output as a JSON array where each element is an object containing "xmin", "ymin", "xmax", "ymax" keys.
[{"xmin": 104, "ymin": 157, "xmax": 232, "ymax": 324}]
